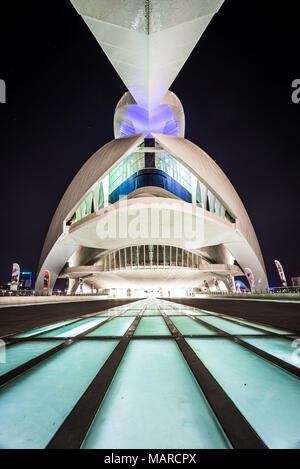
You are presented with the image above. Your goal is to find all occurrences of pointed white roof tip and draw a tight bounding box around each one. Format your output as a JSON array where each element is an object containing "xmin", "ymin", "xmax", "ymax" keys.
[
  {"xmin": 70, "ymin": 0, "xmax": 225, "ymax": 34},
  {"xmin": 69, "ymin": 0, "xmax": 226, "ymax": 110}
]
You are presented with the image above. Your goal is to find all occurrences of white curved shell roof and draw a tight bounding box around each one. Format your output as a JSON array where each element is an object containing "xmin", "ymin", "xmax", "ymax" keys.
[
  {"xmin": 38, "ymin": 133, "xmax": 146, "ymax": 273},
  {"xmin": 153, "ymin": 133, "xmax": 265, "ymax": 270},
  {"xmin": 37, "ymin": 134, "xmax": 267, "ymax": 292},
  {"xmin": 70, "ymin": 0, "xmax": 225, "ymax": 110}
]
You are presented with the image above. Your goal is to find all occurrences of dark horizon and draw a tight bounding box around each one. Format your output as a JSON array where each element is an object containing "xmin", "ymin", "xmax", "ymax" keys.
[{"xmin": 0, "ymin": 0, "xmax": 299, "ymax": 287}]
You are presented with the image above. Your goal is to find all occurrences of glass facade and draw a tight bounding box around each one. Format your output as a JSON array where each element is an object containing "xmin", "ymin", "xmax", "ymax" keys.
[
  {"xmin": 66, "ymin": 139, "xmax": 235, "ymax": 227},
  {"xmin": 109, "ymin": 152, "xmax": 145, "ymax": 194},
  {"xmin": 99, "ymin": 245, "xmax": 208, "ymax": 271},
  {"xmin": 1, "ymin": 298, "xmax": 299, "ymax": 449}
]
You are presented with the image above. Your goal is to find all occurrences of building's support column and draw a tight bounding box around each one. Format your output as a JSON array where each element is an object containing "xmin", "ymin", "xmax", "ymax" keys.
[
  {"xmin": 70, "ymin": 279, "xmax": 79, "ymax": 295},
  {"xmin": 66, "ymin": 277, "xmax": 75, "ymax": 295}
]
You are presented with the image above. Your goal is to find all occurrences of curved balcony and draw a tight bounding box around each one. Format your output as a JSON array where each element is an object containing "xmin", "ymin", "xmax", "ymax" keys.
[
  {"xmin": 66, "ymin": 138, "xmax": 236, "ymax": 228},
  {"xmin": 61, "ymin": 245, "xmax": 243, "ymax": 278},
  {"xmin": 109, "ymin": 168, "xmax": 192, "ymax": 204}
]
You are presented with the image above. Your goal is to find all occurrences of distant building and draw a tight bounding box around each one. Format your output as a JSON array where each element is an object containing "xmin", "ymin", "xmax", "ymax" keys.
[
  {"xmin": 19, "ymin": 272, "xmax": 32, "ymax": 289},
  {"xmin": 292, "ymin": 277, "xmax": 300, "ymax": 287}
]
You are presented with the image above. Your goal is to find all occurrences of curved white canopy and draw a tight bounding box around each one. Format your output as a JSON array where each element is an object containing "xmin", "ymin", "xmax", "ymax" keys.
[{"xmin": 70, "ymin": 0, "xmax": 225, "ymax": 110}]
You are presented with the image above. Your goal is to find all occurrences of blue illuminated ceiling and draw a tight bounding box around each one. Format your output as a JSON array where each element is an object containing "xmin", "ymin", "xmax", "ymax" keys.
[{"xmin": 121, "ymin": 103, "xmax": 181, "ymax": 137}]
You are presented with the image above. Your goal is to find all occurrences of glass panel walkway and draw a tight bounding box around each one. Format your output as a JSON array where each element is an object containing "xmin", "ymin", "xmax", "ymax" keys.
[{"xmin": 0, "ymin": 298, "xmax": 299, "ymax": 449}]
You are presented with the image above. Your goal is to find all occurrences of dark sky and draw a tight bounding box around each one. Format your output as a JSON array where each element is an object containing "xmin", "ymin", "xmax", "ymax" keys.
[{"xmin": 0, "ymin": 0, "xmax": 299, "ymax": 287}]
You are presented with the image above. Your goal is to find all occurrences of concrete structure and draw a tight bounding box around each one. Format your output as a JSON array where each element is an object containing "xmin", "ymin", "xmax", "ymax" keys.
[
  {"xmin": 292, "ymin": 277, "xmax": 300, "ymax": 287},
  {"xmin": 36, "ymin": 0, "xmax": 268, "ymax": 294}
]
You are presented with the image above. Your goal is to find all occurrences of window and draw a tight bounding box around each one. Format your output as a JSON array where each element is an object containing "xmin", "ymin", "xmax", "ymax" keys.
[
  {"xmin": 98, "ymin": 182, "xmax": 104, "ymax": 209},
  {"xmin": 66, "ymin": 145, "xmax": 236, "ymax": 227}
]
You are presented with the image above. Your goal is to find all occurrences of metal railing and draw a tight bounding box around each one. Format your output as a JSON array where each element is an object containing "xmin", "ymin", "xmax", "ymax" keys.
[
  {"xmin": 0, "ymin": 290, "xmax": 35, "ymax": 297},
  {"xmin": 0, "ymin": 286, "xmax": 299, "ymax": 297}
]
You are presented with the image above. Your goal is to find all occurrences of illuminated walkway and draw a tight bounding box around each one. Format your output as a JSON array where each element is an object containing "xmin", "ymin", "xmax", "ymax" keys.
[{"xmin": 0, "ymin": 298, "xmax": 299, "ymax": 449}]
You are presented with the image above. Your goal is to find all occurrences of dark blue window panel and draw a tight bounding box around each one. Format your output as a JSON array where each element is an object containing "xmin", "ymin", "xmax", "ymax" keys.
[{"xmin": 109, "ymin": 169, "xmax": 192, "ymax": 204}]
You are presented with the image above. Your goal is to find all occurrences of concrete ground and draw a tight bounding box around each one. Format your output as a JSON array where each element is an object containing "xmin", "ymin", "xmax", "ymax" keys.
[
  {"xmin": 170, "ymin": 297, "xmax": 300, "ymax": 333},
  {"xmin": 0, "ymin": 298, "xmax": 137, "ymax": 338},
  {"xmin": 0, "ymin": 296, "xmax": 299, "ymax": 338}
]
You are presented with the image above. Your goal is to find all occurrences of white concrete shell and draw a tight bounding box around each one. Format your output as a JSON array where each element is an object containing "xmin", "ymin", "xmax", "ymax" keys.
[
  {"xmin": 36, "ymin": 134, "xmax": 268, "ymax": 293},
  {"xmin": 36, "ymin": 133, "xmax": 146, "ymax": 292},
  {"xmin": 35, "ymin": 1, "xmax": 269, "ymax": 294},
  {"xmin": 70, "ymin": 0, "xmax": 226, "ymax": 110}
]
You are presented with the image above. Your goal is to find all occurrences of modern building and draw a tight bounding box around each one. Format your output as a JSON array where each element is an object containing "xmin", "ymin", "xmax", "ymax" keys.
[
  {"xmin": 292, "ymin": 277, "xmax": 300, "ymax": 287},
  {"xmin": 19, "ymin": 272, "xmax": 32, "ymax": 290},
  {"xmin": 3, "ymin": 2, "xmax": 300, "ymax": 452},
  {"xmin": 36, "ymin": 0, "xmax": 268, "ymax": 295}
]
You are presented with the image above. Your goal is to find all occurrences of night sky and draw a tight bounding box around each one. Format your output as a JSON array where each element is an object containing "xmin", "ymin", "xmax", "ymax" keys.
[{"xmin": 0, "ymin": 0, "xmax": 299, "ymax": 287}]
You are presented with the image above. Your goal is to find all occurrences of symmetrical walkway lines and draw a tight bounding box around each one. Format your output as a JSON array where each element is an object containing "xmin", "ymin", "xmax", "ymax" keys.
[
  {"xmin": 0, "ymin": 298, "xmax": 299, "ymax": 449},
  {"xmin": 160, "ymin": 307, "xmax": 266, "ymax": 449}
]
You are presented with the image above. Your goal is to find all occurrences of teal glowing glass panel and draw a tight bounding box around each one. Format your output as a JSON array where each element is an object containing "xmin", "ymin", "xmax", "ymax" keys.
[
  {"xmin": 0, "ymin": 340, "xmax": 118, "ymax": 449},
  {"xmin": 196, "ymin": 180, "xmax": 202, "ymax": 206},
  {"xmin": 156, "ymin": 152, "xmax": 192, "ymax": 193},
  {"xmin": 98, "ymin": 182, "xmax": 104, "ymax": 208},
  {"xmin": 85, "ymin": 192, "xmax": 93, "ymax": 215},
  {"xmin": 169, "ymin": 309, "xmax": 207, "ymax": 316},
  {"xmin": 170, "ymin": 317, "xmax": 218, "ymax": 335},
  {"xmin": 0, "ymin": 340, "xmax": 63, "ymax": 377},
  {"xmin": 222, "ymin": 316, "xmax": 294, "ymax": 335},
  {"xmin": 142, "ymin": 308, "xmax": 161, "ymax": 316},
  {"xmin": 82, "ymin": 340, "xmax": 230, "ymax": 449},
  {"xmin": 163, "ymin": 309, "xmax": 187, "ymax": 316},
  {"xmin": 96, "ymin": 309, "xmax": 122, "ymax": 317},
  {"xmin": 187, "ymin": 338, "xmax": 300, "ymax": 449},
  {"xmin": 134, "ymin": 317, "xmax": 171, "ymax": 336},
  {"xmin": 86, "ymin": 317, "xmax": 134, "ymax": 337},
  {"xmin": 121, "ymin": 309, "xmax": 142, "ymax": 317},
  {"xmin": 162, "ymin": 308, "xmax": 206, "ymax": 316},
  {"xmin": 200, "ymin": 316, "xmax": 265, "ymax": 335},
  {"xmin": 80, "ymin": 200, "xmax": 87, "ymax": 218},
  {"xmin": 11, "ymin": 320, "xmax": 77, "ymax": 338},
  {"xmin": 76, "ymin": 207, "xmax": 81, "ymax": 221},
  {"xmin": 108, "ymin": 149, "xmax": 213, "ymax": 206},
  {"xmin": 109, "ymin": 152, "xmax": 145, "ymax": 194},
  {"xmin": 39, "ymin": 318, "xmax": 107, "ymax": 338},
  {"xmin": 238, "ymin": 336, "xmax": 300, "ymax": 368},
  {"xmin": 193, "ymin": 314, "xmax": 209, "ymax": 317},
  {"xmin": 188, "ymin": 310, "xmax": 208, "ymax": 316}
]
